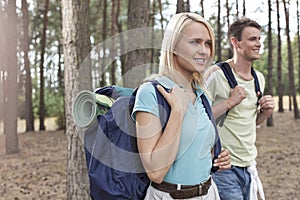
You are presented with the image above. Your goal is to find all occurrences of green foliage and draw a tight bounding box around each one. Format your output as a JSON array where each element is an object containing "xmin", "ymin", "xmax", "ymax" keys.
[
  {"xmin": 45, "ymin": 91, "xmax": 65, "ymax": 130},
  {"xmin": 17, "ymin": 94, "xmax": 26, "ymax": 119},
  {"xmin": 44, "ymin": 90, "xmax": 63, "ymax": 118},
  {"xmin": 15, "ymin": 0, "xmax": 300, "ymax": 131},
  {"xmin": 21, "ymin": 0, "xmax": 64, "ymax": 129}
]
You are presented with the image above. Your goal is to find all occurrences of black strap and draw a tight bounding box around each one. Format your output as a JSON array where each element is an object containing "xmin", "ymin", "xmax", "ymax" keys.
[
  {"xmin": 132, "ymin": 81, "xmax": 171, "ymax": 132},
  {"xmin": 201, "ymin": 94, "xmax": 221, "ymax": 173},
  {"xmin": 215, "ymin": 62, "xmax": 262, "ymax": 126},
  {"xmin": 217, "ymin": 62, "xmax": 238, "ymax": 89},
  {"xmin": 216, "ymin": 61, "xmax": 262, "ymax": 98},
  {"xmin": 152, "ymin": 80, "xmax": 221, "ymax": 173},
  {"xmin": 151, "ymin": 81, "xmax": 171, "ymax": 131},
  {"xmin": 251, "ymin": 67, "xmax": 263, "ymax": 105}
]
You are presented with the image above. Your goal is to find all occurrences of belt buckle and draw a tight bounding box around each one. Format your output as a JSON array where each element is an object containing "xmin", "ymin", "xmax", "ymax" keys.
[{"xmin": 198, "ymin": 183, "xmax": 203, "ymax": 196}]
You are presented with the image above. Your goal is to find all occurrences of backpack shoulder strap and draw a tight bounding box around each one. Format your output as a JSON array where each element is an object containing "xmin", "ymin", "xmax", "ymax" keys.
[
  {"xmin": 215, "ymin": 62, "xmax": 262, "ymax": 98},
  {"xmin": 214, "ymin": 62, "xmax": 263, "ymax": 126},
  {"xmin": 214, "ymin": 62, "xmax": 237, "ymax": 127},
  {"xmin": 151, "ymin": 81, "xmax": 171, "ymax": 130},
  {"xmin": 130, "ymin": 80, "xmax": 171, "ymax": 132},
  {"xmin": 251, "ymin": 67, "xmax": 263, "ymax": 103},
  {"xmin": 215, "ymin": 61, "xmax": 237, "ymax": 89},
  {"xmin": 200, "ymin": 94, "xmax": 221, "ymax": 173}
]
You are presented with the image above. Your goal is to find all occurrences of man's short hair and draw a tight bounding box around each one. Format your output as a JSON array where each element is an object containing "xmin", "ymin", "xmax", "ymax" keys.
[{"xmin": 227, "ymin": 17, "xmax": 261, "ymax": 50}]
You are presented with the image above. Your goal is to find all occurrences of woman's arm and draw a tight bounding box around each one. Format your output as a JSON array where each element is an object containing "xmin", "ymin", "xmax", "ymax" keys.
[{"xmin": 136, "ymin": 85, "xmax": 189, "ymax": 184}]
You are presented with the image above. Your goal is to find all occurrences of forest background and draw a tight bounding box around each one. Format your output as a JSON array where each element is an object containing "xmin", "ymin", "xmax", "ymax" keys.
[{"xmin": 0, "ymin": 0, "xmax": 300, "ymax": 199}]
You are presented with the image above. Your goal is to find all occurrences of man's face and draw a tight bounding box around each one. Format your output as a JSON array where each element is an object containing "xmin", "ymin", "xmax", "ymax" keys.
[{"xmin": 234, "ymin": 26, "xmax": 261, "ymax": 61}]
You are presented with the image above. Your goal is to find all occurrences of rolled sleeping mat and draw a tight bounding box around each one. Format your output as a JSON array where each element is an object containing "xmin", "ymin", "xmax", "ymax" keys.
[{"xmin": 72, "ymin": 90, "xmax": 114, "ymax": 128}]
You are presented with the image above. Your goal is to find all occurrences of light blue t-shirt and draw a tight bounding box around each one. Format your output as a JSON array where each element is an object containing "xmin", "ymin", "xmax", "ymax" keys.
[{"xmin": 132, "ymin": 76, "xmax": 215, "ymax": 185}]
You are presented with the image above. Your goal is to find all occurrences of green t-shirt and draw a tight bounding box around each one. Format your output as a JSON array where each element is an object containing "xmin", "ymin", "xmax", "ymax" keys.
[{"xmin": 205, "ymin": 64, "xmax": 265, "ymax": 167}]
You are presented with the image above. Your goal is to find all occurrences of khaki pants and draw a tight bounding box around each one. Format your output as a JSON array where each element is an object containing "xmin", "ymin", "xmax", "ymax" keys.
[{"xmin": 144, "ymin": 179, "xmax": 220, "ymax": 200}]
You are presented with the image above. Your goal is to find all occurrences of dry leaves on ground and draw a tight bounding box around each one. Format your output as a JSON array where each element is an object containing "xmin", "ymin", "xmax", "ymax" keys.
[{"xmin": 0, "ymin": 111, "xmax": 299, "ymax": 200}]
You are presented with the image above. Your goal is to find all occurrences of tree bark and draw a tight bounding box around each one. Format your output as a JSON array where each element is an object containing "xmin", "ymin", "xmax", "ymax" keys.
[
  {"xmin": 235, "ymin": 0, "xmax": 239, "ymax": 18},
  {"xmin": 124, "ymin": 0, "xmax": 150, "ymax": 88},
  {"xmin": 100, "ymin": 0, "xmax": 107, "ymax": 86},
  {"xmin": 217, "ymin": 0, "xmax": 222, "ymax": 61},
  {"xmin": 176, "ymin": 0, "xmax": 185, "ymax": 13},
  {"xmin": 61, "ymin": 0, "xmax": 92, "ymax": 199},
  {"xmin": 267, "ymin": 0, "xmax": 273, "ymax": 126},
  {"xmin": 0, "ymin": 4, "xmax": 5, "ymax": 124},
  {"xmin": 276, "ymin": 0, "xmax": 284, "ymax": 112},
  {"xmin": 242, "ymin": 0, "xmax": 246, "ymax": 16},
  {"xmin": 4, "ymin": 0, "xmax": 19, "ymax": 154},
  {"xmin": 283, "ymin": 0, "xmax": 300, "ymax": 118},
  {"xmin": 158, "ymin": 0, "xmax": 164, "ymax": 35},
  {"xmin": 21, "ymin": 0, "xmax": 34, "ymax": 132},
  {"xmin": 225, "ymin": 0, "xmax": 232, "ymax": 58},
  {"xmin": 150, "ymin": 0, "xmax": 156, "ymax": 74},
  {"xmin": 297, "ymin": 0, "xmax": 300, "ymax": 94},
  {"xmin": 39, "ymin": 0, "xmax": 50, "ymax": 131},
  {"xmin": 111, "ymin": 0, "xmax": 116, "ymax": 85},
  {"xmin": 200, "ymin": 0, "xmax": 204, "ymax": 17},
  {"xmin": 186, "ymin": 0, "xmax": 190, "ymax": 12},
  {"xmin": 57, "ymin": 3, "xmax": 65, "ymax": 130}
]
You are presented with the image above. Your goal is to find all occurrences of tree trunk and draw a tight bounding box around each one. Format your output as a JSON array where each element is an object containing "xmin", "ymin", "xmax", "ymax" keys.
[
  {"xmin": 150, "ymin": 0, "xmax": 156, "ymax": 74},
  {"xmin": 21, "ymin": 0, "xmax": 34, "ymax": 132},
  {"xmin": 242, "ymin": 0, "xmax": 246, "ymax": 16},
  {"xmin": 158, "ymin": 0, "xmax": 164, "ymax": 35},
  {"xmin": 267, "ymin": 0, "xmax": 273, "ymax": 126},
  {"xmin": 100, "ymin": 0, "xmax": 107, "ymax": 86},
  {"xmin": 61, "ymin": 0, "xmax": 92, "ymax": 199},
  {"xmin": 186, "ymin": 0, "xmax": 190, "ymax": 12},
  {"xmin": 4, "ymin": 0, "xmax": 19, "ymax": 154},
  {"xmin": 235, "ymin": 0, "xmax": 239, "ymax": 18},
  {"xmin": 200, "ymin": 0, "xmax": 204, "ymax": 17},
  {"xmin": 58, "ymin": 3, "xmax": 65, "ymax": 130},
  {"xmin": 289, "ymin": 94, "xmax": 292, "ymax": 111},
  {"xmin": 124, "ymin": 0, "xmax": 150, "ymax": 88},
  {"xmin": 276, "ymin": 0, "xmax": 284, "ymax": 112},
  {"xmin": 176, "ymin": 0, "xmax": 185, "ymax": 13},
  {"xmin": 297, "ymin": 0, "xmax": 300, "ymax": 94},
  {"xmin": 116, "ymin": 0, "xmax": 126, "ymax": 81},
  {"xmin": 217, "ymin": 0, "xmax": 222, "ymax": 62},
  {"xmin": 111, "ymin": 0, "xmax": 116, "ymax": 85},
  {"xmin": 58, "ymin": 2, "xmax": 64, "ymax": 94},
  {"xmin": 39, "ymin": 0, "xmax": 50, "ymax": 131},
  {"xmin": 0, "ymin": 4, "xmax": 5, "ymax": 124},
  {"xmin": 226, "ymin": 0, "xmax": 232, "ymax": 58},
  {"xmin": 32, "ymin": 0, "xmax": 41, "ymax": 104},
  {"xmin": 283, "ymin": 0, "xmax": 300, "ymax": 119}
]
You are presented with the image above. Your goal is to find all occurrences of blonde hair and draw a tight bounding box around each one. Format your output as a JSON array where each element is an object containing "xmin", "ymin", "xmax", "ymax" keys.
[{"xmin": 159, "ymin": 13, "xmax": 215, "ymax": 89}]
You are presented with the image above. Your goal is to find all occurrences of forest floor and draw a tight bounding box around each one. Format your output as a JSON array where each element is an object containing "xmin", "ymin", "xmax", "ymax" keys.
[{"xmin": 0, "ymin": 110, "xmax": 300, "ymax": 200}]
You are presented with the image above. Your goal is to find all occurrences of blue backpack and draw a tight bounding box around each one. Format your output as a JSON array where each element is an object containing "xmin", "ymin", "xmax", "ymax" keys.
[
  {"xmin": 83, "ymin": 81, "xmax": 221, "ymax": 200},
  {"xmin": 215, "ymin": 62, "xmax": 262, "ymax": 126}
]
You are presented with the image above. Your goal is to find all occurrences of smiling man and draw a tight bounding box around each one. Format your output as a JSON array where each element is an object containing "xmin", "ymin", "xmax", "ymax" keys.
[{"xmin": 205, "ymin": 18, "xmax": 275, "ymax": 200}]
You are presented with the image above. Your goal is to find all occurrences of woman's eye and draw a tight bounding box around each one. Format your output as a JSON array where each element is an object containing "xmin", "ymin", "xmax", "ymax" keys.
[
  {"xmin": 190, "ymin": 40, "xmax": 199, "ymax": 45},
  {"xmin": 205, "ymin": 41, "xmax": 212, "ymax": 47}
]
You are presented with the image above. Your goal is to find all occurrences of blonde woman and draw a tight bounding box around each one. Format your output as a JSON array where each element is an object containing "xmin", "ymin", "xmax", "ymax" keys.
[{"xmin": 132, "ymin": 13, "xmax": 231, "ymax": 200}]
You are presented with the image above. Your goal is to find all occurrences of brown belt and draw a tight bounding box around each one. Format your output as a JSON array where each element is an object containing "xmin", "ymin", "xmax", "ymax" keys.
[{"xmin": 151, "ymin": 177, "xmax": 211, "ymax": 199}]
